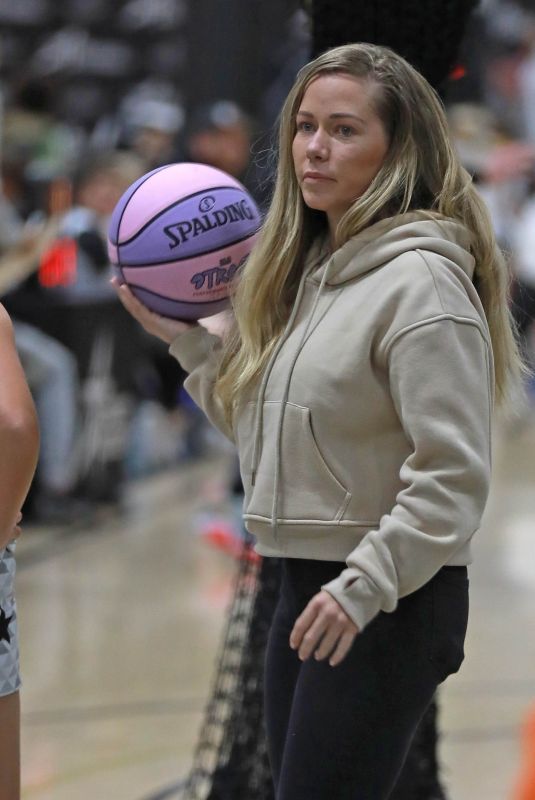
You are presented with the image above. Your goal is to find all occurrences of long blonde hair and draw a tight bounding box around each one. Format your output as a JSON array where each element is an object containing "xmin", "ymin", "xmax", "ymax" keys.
[{"xmin": 216, "ymin": 42, "xmax": 524, "ymax": 422}]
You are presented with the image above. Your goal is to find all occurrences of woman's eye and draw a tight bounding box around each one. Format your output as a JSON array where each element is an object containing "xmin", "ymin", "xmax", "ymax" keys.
[
  {"xmin": 337, "ymin": 125, "xmax": 355, "ymax": 137},
  {"xmin": 296, "ymin": 120, "xmax": 314, "ymax": 133}
]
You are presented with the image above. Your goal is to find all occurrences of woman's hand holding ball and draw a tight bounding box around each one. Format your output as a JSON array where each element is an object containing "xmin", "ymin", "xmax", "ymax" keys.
[{"xmin": 111, "ymin": 277, "xmax": 196, "ymax": 344}]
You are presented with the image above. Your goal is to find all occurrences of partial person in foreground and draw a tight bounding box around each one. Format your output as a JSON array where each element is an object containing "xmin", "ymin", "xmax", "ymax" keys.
[
  {"xmin": 114, "ymin": 43, "xmax": 524, "ymax": 800},
  {"xmin": 0, "ymin": 305, "xmax": 40, "ymax": 800}
]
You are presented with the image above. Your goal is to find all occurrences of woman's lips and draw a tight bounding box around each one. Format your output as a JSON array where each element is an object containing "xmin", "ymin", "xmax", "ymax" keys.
[{"xmin": 303, "ymin": 172, "xmax": 335, "ymax": 182}]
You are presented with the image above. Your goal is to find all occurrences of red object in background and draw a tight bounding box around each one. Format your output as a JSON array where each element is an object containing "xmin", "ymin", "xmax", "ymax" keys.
[
  {"xmin": 513, "ymin": 705, "xmax": 535, "ymax": 800},
  {"xmin": 200, "ymin": 518, "xmax": 261, "ymax": 564},
  {"xmin": 38, "ymin": 238, "xmax": 77, "ymax": 287},
  {"xmin": 449, "ymin": 64, "xmax": 467, "ymax": 81}
]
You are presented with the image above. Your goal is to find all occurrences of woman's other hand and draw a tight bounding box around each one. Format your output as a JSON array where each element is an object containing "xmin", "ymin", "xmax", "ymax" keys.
[
  {"xmin": 289, "ymin": 590, "xmax": 359, "ymax": 667},
  {"xmin": 111, "ymin": 278, "xmax": 197, "ymax": 344}
]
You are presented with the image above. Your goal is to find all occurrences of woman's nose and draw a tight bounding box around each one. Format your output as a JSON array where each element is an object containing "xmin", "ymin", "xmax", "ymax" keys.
[{"xmin": 306, "ymin": 129, "xmax": 328, "ymax": 160}]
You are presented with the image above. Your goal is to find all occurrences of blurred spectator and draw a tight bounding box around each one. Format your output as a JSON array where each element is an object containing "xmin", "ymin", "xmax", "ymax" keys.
[
  {"xmin": 14, "ymin": 321, "xmax": 85, "ymax": 523},
  {"xmin": 91, "ymin": 84, "xmax": 184, "ymax": 170},
  {"xmin": 448, "ymin": 102, "xmax": 535, "ymax": 246},
  {"xmin": 125, "ymin": 99, "xmax": 184, "ymax": 169},
  {"xmin": 1, "ymin": 77, "xmax": 85, "ymax": 217},
  {"xmin": 0, "ymin": 191, "xmax": 87, "ymax": 522},
  {"xmin": 186, "ymin": 99, "xmax": 271, "ymax": 209},
  {"xmin": 187, "ymin": 101, "xmax": 253, "ymax": 179},
  {"xmin": 49, "ymin": 150, "xmax": 146, "ymax": 304},
  {"xmin": 1, "ymin": 150, "xmax": 151, "ymax": 511},
  {"xmin": 448, "ymin": 98, "xmax": 535, "ymax": 394}
]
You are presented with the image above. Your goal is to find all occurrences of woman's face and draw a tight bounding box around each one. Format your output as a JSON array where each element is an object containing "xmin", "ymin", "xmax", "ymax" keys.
[{"xmin": 292, "ymin": 73, "xmax": 390, "ymax": 236}]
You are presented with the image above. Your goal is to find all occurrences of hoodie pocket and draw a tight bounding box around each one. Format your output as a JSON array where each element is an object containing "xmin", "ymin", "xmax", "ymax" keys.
[{"xmin": 237, "ymin": 400, "xmax": 351, "ymax": 522}]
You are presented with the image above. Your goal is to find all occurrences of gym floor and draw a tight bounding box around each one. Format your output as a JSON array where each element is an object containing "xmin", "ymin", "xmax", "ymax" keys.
[{"xmin": 16, "ymin": 413, "xmax": 535, "ymax": 799}]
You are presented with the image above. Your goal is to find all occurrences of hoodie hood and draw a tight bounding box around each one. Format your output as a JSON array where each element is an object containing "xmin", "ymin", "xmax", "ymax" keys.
[{"xmin": 309, "ymin": 212, "xmax": 475, "ymax": 286}]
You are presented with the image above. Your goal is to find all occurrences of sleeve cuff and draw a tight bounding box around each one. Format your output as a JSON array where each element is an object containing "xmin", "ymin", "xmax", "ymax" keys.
[
  {"xmin": 168, "ymin": 326, "xmax": 221, "ymax": 373},
  {"xmin": 322, "ymin": 568, "xmax": 383, "ymax": 631}
]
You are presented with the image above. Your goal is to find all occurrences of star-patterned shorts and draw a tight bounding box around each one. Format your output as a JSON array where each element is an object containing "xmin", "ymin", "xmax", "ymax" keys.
[{"xmin": 0, "ymin": 543, "xmax": 20, "ymax": 697}]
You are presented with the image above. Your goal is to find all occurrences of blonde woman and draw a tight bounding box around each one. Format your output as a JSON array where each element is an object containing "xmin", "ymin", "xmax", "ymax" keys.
[
  {"xmin": 0, "ymin": 304, "xmax": 39, "ymax": 800},
  {"xmin": 114, "ymin": 43, "xmax": 522, "ymax": 799}
]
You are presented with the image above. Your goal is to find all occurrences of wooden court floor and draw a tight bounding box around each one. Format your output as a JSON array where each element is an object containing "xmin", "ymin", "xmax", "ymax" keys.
[{"xmin": 14, "ymin": 414, "xmax": 535, "ymax": 800}]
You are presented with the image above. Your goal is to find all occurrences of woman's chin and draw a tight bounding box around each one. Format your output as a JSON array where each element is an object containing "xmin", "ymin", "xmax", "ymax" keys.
[{"xmin": 302, "ymin": 197, "xmax": 329, "ymax": 213}]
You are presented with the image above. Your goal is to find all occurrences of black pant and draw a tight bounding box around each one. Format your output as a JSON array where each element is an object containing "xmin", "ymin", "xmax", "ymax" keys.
[{"xmin": 264, "ymin": 558, "xmax": 469, "ymax": 800}]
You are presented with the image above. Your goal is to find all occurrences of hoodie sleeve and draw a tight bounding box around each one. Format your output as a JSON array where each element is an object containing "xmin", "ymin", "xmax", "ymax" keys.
[
  {"xmin": 168, "ymin": 326, "xmax": 234, "ymax": 442},
  {"xmin": 322, "ymin": 316, "xmax": 493, "ymax": 631}
]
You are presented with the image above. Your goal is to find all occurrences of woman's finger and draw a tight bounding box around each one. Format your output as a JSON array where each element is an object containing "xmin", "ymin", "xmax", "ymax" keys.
[
  {"xmin": 329, "ymin": 630, "xmax": 357, "ymax": 667},
  {"xmin": 313, "ymin": 624, "xmax": 344, "ymax": 661},
  {"xmin": 113, "ymin": 280, "xmax": 158, "ymax": 325},
  {"xmin": 111, "ymin": 278, "xmax": 194, "ymax": 343},
  {"xmin": 296, "ymin": 614, "xmax": 330, "ymax": 661},
  {"xmin": 290, "ymin": 597, "xmax": 321, "ymax": 651}
]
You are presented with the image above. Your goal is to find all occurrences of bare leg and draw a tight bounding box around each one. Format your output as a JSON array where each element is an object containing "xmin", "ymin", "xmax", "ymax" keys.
[{"xmin": 0, "ymin": 691, "xmax": 20, "ymax": 800}]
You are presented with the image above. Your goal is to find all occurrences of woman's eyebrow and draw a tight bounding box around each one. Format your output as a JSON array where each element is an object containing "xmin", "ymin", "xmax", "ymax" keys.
[{"xmin": 296, "ymin": 110, "xmax": 366, "ymax": 124}]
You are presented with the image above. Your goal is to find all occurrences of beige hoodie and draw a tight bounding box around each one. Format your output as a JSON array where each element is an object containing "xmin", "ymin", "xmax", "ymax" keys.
[{"xmin": 170, "ymin": 212, "xmax": 493, "ymax": 631}]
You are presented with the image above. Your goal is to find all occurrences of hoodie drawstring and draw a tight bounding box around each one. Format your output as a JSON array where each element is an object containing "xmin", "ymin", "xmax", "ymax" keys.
[
  {"xmin": 250, "ymin": 271, "xmax": 309, "ymax": 487},
  {"xmin": 269, "ymin": 261, "xmax": 333, "ymax": 539},
  {"xmin": 249, "ymin": 250, "xmax": 333, "ymax": 541}
]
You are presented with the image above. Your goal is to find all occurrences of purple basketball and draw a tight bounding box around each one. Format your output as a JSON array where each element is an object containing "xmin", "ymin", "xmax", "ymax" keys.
[{"xmin": 108, "ymin": 162, "xmax": 261, "ymax": 320}]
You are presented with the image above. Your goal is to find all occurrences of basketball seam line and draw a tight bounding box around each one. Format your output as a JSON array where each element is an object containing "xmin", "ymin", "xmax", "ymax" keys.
[
  {"xmin": 115, "ymin": 184, "xmax": 254, "ymax": 247},
  {"xmin": 128, "ymin": 284, "xmax": 229, "ymax": 306},
  {"xmin": 111, "ymin": 163, "xmax": 172, "ymax": 252},
  {"xmin": 119, "ymin": 230, "xmax": 259, "ymax": 267}
]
